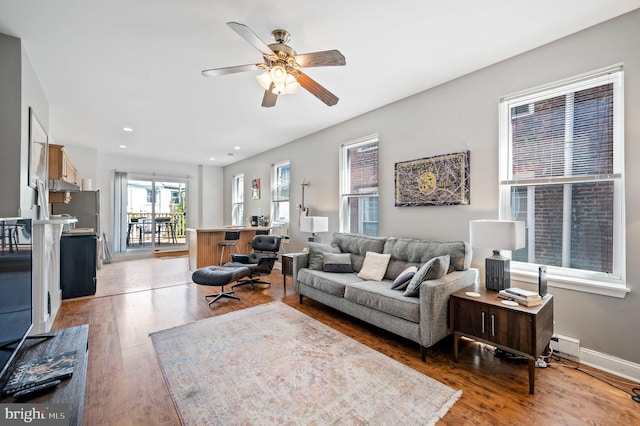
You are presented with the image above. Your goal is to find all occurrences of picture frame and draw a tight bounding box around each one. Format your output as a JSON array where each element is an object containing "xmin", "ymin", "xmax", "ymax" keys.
[
  {"xmin": 394, "ymin": 150, "xmax": 470, "ymax": 207},
  {"xmin": 251, "ymin": 178, "xmax": 261, "ymax": 200},
  {"xmin": 28, "ymin": 107, "xmax": 48, "ymax": 189}
]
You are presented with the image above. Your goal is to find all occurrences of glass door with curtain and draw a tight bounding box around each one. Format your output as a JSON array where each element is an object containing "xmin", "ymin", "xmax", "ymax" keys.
[{"xmin": 114, "ymin": 173, "xmax": 187, "ymax": 253}]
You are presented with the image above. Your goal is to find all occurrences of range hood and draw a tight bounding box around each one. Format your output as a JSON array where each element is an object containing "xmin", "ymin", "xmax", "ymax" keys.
[{"xmin": 48, "ymin": 178, "xmax": 81, "ymax": 192}]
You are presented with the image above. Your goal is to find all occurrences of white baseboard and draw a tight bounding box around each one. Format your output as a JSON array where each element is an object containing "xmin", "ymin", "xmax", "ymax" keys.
[{"xmin": 578, "ymin": 347, "xmax": 640, "ymax": 383}]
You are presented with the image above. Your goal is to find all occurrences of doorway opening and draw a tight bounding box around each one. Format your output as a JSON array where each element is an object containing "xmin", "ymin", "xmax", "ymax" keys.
[{"xmin": 114, "ymin": 173, "xmax": 187, "ymax": 254}]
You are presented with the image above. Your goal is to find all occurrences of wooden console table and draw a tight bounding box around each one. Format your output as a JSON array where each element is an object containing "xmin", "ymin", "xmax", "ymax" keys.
[
  {"xmin": 0, "ymin": 325, "xmax": 89, "ymax": 425},
  {"xmin": 450, "ymin": 285, "xmax": 553, "ymax": 394}
]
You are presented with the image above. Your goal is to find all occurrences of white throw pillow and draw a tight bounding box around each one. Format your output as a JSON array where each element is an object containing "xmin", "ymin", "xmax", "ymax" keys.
[{"xmin": 357, "ymin": 252, "xmax": 391, "ymax": 281}]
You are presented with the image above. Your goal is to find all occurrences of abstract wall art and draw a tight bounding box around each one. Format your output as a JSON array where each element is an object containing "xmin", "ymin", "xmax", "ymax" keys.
[{"xmin": 394, "ymin": 150, "xmax": 470, "ymax": 207}]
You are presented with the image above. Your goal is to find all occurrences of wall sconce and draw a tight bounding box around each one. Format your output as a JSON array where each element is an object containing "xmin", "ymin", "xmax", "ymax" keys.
[{"xmin": 469, "ymin": 220, "xmax": 526, "ymax": 291}]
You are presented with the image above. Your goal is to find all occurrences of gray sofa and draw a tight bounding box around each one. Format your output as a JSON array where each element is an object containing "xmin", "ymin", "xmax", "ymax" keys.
[{"xmin": 291, "ymin": 232, "xmax": 477, "ymax": 360}]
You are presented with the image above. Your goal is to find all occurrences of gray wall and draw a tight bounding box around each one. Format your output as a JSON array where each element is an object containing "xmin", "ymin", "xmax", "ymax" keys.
[
  {"xmin": 224, "ymin": 10, "xmax": 640, "ymax": 364},
  {"xmin": 0, "ymin": 33, "xmax": 49, "ymax": 218},
  {"xmin": 0, "ymin": 33, "xmax": 23, "ymax": 217}
]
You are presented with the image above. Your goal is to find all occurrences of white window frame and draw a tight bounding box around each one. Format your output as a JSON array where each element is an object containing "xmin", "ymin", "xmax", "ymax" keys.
[
  {"xmin": 231, "ymin": 173, "xmax": 244, "ymax": 226},
  {"xmin": 498, "ymin": 65, "xmax": 627, "ymax": 298},
  {"xmin": 270, "ymin": 161, "xmax": 290, "ymax": 224},
  {"xmin": 339, "ymin": 135, "xmax": 379, "ymax": 235}
]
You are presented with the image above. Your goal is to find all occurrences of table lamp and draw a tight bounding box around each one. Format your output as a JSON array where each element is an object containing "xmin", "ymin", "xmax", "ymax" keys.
[
  {"xmin": 300, "ymin": 216, "xmax": 328, "ymax": 243},
  {"xmin": 469, "ymin": 220, "xmax": 525, "ymax": 291}
]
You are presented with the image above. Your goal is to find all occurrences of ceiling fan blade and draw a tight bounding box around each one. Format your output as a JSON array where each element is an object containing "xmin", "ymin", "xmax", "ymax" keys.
[
  {"xmin": 262, "ymin": 86, "xmax": 278, "ymax": 108},
  {"xmin": 227, "ymin": 22, "xmax": 276, "ymax": 58},
  {"xmin": 294, "ymin": 50, "xmax": 346, "ymax": 68},
  {"xmin": 202, "ymin": 63, "xmax": 260, "ymax": 77},
  {"xmin": 295, "ymin": 72, "xmax": 339, "ymax": 106}
]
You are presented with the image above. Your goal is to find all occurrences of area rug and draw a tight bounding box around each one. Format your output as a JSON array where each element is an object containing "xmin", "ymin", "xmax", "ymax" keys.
[{"xmin": 150, "ymin": 302, "xmax": 461, "ymax": 425}]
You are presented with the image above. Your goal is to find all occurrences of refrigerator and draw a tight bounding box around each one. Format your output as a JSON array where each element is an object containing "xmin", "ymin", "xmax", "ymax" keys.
[{"xmin": 51, "ymin": 190, "xmax": 101, "ymax": 234}]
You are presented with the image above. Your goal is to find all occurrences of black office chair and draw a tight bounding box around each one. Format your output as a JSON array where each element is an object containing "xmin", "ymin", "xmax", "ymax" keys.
[{"xmin": 226, "ymin": 235, "xmax": 282, "ymax": 290}]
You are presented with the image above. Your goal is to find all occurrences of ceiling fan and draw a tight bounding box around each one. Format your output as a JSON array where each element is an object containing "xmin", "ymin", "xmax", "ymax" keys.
[{"xmin": 202, "ymin": 22, "xmax": 346, "ymax": 108}]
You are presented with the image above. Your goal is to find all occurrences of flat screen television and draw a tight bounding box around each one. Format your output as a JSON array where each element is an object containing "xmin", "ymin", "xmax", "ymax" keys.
[{"xmin": 0, "ymin": 218, "xmax": 33, "ymax": 381}]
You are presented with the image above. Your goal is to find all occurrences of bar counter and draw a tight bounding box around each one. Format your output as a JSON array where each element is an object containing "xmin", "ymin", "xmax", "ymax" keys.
[{"xmin": 187, "ymin": 226, "xmax": 271, "ymax": 270}]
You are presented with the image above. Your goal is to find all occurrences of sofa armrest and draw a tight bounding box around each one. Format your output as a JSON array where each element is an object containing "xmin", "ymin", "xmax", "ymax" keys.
[
  {"xmin": 291, "ymin": 252, "xmax": 309, "ymax": 292},
  {"xmin": 418, "ymin": 268, "xmax": 478, "ymax": 348}
]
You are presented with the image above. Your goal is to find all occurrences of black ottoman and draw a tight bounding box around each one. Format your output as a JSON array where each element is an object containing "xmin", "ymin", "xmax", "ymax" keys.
[{"xmin": 191, "ymin": 266, "xmax": 251, "ymax": 306}]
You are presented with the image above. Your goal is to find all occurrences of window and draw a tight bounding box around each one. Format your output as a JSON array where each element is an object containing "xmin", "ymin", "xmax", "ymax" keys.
[
  {"xmin": 271, "ymin": 161, "xmax": 290, "ymax": 223},
  {"xmin": 340, "ymin": 135, "xmax": 379, "ymax": 236},
  {"xmin": 170, "ymin": 190, "xmax": 180, "ymax": 205},
  {"xmin": 499, "ymin": 66, "xmax": 626, "ymax": 297},
  {"xmin": 232, "ymin": 174, "xmax": 244, "ymax": 226}
]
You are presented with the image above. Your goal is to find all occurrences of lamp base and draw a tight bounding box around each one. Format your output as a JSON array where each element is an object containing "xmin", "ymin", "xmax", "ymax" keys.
[
  {"xmin": 485, "ymin": 250, "xmax": 511, "ymax": 291},
  {"xmin": 308, "ymin": 235, "xmax": 321, "ymax": 243}
]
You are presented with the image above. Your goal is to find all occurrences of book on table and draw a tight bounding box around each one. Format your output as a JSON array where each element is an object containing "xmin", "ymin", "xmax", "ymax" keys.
[
  {"xmin": 498, "ymin": 290, "xmax": 542, "ymax": 307},
  {"xmin": 504, "ymin": 287, "xmax": 540, "ymax": 300},
  {"xmin": 1, "ymin": 351, "xmax": 77, "ymax": 397}
]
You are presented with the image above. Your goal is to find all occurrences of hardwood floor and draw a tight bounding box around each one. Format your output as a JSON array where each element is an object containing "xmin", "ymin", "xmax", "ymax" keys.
[{"xmin": 53, "ymin": 257, "xmax": 639, "ymax": 425}]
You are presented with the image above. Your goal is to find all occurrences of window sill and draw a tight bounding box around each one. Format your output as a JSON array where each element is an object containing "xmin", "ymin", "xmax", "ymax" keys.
[{"xmin": 511, "ymin": 270, "xmax": 630, "ymax": 299}]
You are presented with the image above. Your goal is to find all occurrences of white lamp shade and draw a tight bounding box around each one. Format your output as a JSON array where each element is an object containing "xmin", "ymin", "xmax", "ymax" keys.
[
  {"xmin": 256, "ymin": 72, "xmax": 272, "ymax": 90},
  {"xmin": 300, "ymin": 216, "xmax": 329, "ymax": 234},
  {"xmin": 469, "ymin": 220, "xmax": 525, "ymax": 251}
]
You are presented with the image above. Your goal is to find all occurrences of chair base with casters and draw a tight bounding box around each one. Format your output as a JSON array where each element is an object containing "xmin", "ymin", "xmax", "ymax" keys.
[
  {"xmin": 225, "ymin": 235, "xmax": 282, "ymax": 291},
  {"xmin": 191, "ymin": 266, "xmax": 251, "ymax": 306}
]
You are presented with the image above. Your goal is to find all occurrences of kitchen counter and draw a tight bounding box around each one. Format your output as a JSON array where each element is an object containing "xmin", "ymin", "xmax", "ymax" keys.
[{"xmin": 187, "ymin": 226, "xmax": 271, "ymax": 270}]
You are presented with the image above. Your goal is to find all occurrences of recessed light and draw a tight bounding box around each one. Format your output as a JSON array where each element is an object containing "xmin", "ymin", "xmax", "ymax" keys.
[
  {"xmin": 123, "ymin": 127, "xmax": 133, "ymax": 132},
  {"xmin": 209, "ymin": 157, "xmax": 215, "ymax": 161},
  {"xmin": 119, "ymin": 145, "xmax": 127, "ymax": 149},
  {"xmin": 234, "ymin": 146, "xmax": 240, "ymax": 150}
]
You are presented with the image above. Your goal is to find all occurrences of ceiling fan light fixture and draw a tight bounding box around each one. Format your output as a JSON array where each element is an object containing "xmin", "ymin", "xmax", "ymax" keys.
[
  {"xmin": 269, "ymin": 65, "xmax": 288, "ymax": 85},
  {"xmin": 271, "ymin": 83, "xmax": 287, "ymax": 95},
  {"xmin": 256, "ymin": 71, "xmax": 272, "ymax": 90},
  {"xmin": 285, "ymin": 74, "xmax": 301, "ymax": 94}
]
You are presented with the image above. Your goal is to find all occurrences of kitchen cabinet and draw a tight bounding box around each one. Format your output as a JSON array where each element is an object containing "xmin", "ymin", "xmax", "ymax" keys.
[
  {"xmin": 60, "ymin": 233, "xmax": 97, "ymax": 298},
  {"xmin": 48, "ymin": 143, "xmax": 78, "ymax": 203}
]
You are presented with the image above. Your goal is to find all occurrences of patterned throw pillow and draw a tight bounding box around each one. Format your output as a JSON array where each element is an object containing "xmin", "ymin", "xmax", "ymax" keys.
[
  {"xmin": 357, "ymin": 252, "xmax": 391, "ymax": 281},
  {"xmin": 391, "ymin": 266, "xmax": 418, "ymax": 290},
  {"xmin": 403, "ymin": 255, "xmax": 450, "ymax": 297},
  {"xmin": 323, "ymin": 253, "xmax": 353, "ymax": 273}
]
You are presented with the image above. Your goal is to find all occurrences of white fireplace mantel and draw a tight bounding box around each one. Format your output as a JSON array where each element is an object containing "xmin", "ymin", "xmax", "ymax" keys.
[{"xmin": 32, "ymin": 218, "xmax": 77, "ymax": 334}]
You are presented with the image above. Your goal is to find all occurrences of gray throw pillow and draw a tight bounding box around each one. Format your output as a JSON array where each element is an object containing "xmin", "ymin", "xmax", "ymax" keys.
[
  {"xmin": 391, "ymin": 266, "xmax": 418, "ymax": 290},
  {"xmin": 308, "ymin": 242, "xmax": 341, "ymax": 270},
  {"xmin": 323, "ymin": 253, "xmax": 353, "ymax": 273},
  {"xmin": 403, "ymin": 255, "xmax": 450, "ymax": 297}
]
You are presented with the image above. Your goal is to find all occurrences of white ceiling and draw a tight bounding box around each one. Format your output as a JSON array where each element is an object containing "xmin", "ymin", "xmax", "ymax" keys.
[{"xmin": 1, "ymin": 1, "xmax": 639, "ymax": 166}]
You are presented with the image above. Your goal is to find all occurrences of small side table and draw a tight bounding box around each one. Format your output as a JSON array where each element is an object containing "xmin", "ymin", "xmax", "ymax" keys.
[
  {"xmin": 281, "ymin": 253, "xmax": 294, "ymax": 291},
  {"xmin": 450, "ymin": 285, "xmax": 553, "ymax": 394}
]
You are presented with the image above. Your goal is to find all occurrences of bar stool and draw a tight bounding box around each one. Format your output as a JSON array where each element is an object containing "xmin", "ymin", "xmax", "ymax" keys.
[{"xmin": 218, "ymin": 231, "xmax": 240, "ymax": 265}]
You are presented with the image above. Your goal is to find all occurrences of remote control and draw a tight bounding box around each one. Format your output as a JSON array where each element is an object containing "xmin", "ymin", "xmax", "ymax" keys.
[{"xmin": 13, "ymin": 380, "xmax": 61, "ymax": 399}]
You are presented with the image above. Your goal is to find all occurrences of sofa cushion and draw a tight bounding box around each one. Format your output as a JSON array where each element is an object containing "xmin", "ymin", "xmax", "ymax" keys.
[
  {"xmin": 391, "ymin": 266, "xmax": 418, "ymax": 290},
  {"xmin": 383, "ymin": 237, "xmax": 471, "ymax": 279},
  {"xmin": 403, "ymin": 255, "xmax": 450, "ymax": 297},
  {"xmin": 323, "ymin": 253, "xmax": 353, "ymax": 273},
  {"xmin": 345, "ymin": 281, "xmax": 420, "ymax": 323},
  {"xmin": 297, "ymin": 268, "xmax": 363, "ymax": 297},
  {"xmin": 331, "ymin": 233, "xmax": 387, "ymax": 272},
  {"xmin": 308, "ymin": 242, "xmax": 341, "ymax": 270},
  {"xmin": 357, "ymin": 252, "xmax": 391, "ymax": 281}
]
